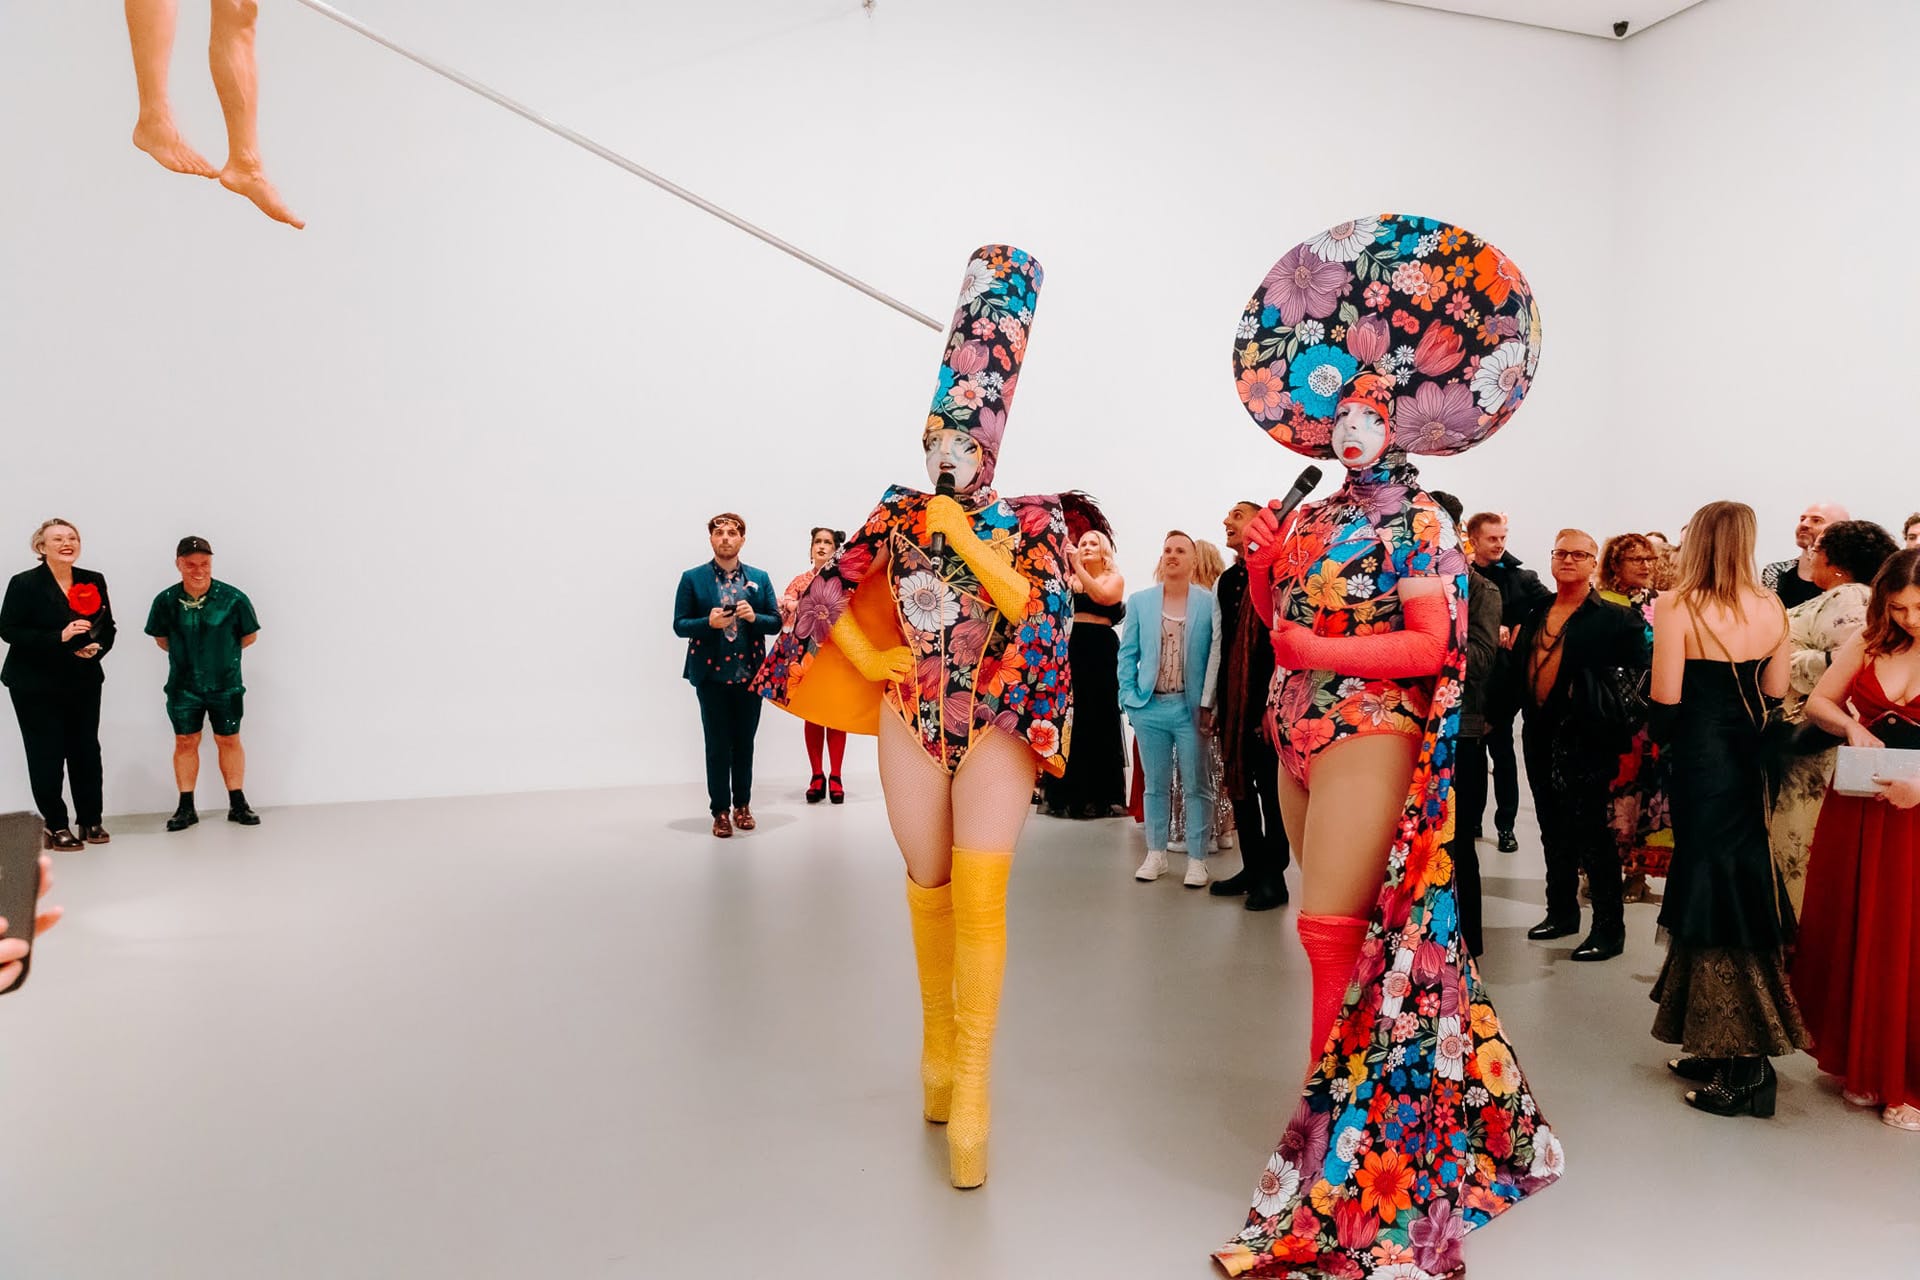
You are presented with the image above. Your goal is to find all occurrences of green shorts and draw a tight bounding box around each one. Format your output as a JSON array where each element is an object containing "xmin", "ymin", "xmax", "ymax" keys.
[{"xmin": 168, "ymin": 689, "xmax": 245, "ymax": 737}]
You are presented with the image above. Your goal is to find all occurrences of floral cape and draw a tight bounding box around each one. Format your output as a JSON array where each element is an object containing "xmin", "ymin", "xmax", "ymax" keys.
[
  {"xmin": 1233, "ymin": 214, "xmax": 1541, "ymax": 460},
  {"xmin": 1216, "ymin": 455, "xmax": 1563, "ymax": 1280},
  {"xmin": 753, "ymin": 485, "xmax": 1073, "ymax": 777}
]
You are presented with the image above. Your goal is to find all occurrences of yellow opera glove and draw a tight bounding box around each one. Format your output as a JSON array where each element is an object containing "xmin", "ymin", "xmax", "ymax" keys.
[
  {"xmin": 925, "ymin": 495, "xmax": 1033, "ymax": 622},
  {"xmin": 831, "ymin": 610, "xmax": 913, "ymax": 684}
]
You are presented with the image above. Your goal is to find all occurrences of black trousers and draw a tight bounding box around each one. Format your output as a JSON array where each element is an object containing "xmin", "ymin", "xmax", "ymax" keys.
[
  {"xmin": 1483, "ymin": 709, "xmax": 1521, "ymax": 835},
  {"xmin": 1228, "ymin": 727, "xmax": 1291, "ymax": 888},
  {"xmin": 9, "ymin": 684, "xmax": 104, "ymax": 831},
  {"xmin": 1522, "ymin": 711, "xmax": 1623, "ymax": 933},
  {"xmin": 1450, "ymin": 733, "xmax": 1487, "ymax": 957},
  {"xmin": 695, "ymin": 682, "xmax": 762, "ymax": 816}
]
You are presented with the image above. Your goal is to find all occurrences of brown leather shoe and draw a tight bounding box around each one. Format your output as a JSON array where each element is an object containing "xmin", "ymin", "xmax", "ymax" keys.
[
  {"xmin": 711, "ymin": 812, "xmax": 733, "ymax": 839},
  {"xmin": 732, "ymin": 806, "xmax": 756, "ymax": 831}
]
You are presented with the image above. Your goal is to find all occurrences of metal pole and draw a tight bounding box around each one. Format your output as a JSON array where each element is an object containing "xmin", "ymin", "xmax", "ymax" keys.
[{"xmin": 286, "ymin": 0, "xmax": 943, "ymax": 331}]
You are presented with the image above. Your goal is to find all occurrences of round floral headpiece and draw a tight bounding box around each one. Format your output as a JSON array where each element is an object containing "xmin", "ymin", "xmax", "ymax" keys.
[
  {"xmin": 925, "ymin": 244, "xmax": 1043, "ymax": 486},
  {"xmin": 1231, "ymin": 214, "xmax": 1541, "ymax": 459}
]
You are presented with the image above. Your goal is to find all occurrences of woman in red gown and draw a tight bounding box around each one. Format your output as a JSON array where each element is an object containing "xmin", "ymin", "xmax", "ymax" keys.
[{"xmin": 1794, "ymin": 548, "xmax": 1920, "ymax": 1131}]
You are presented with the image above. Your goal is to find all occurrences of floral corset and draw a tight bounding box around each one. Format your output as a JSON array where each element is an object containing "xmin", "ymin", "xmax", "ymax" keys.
[{"xmin": 754, "ymin": 485, "xmax": 1072, "ymax": 776}]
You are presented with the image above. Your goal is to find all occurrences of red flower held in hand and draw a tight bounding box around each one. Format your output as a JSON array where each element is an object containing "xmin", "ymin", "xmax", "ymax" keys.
[{"xmin": 67, "ymin": 583, "xmax": 102, "ymax": 616}]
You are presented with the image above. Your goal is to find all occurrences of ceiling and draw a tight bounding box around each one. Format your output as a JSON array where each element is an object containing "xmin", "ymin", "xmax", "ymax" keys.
[{"xmin": 1376, "ymin": 0, "xmax": 1710, "ymax": 40}]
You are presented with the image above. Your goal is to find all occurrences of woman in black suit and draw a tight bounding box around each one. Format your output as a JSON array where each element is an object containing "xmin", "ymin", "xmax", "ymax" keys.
[{"xmin": 0, "ymin": 519, "xmax": 116, "ymax": 849}]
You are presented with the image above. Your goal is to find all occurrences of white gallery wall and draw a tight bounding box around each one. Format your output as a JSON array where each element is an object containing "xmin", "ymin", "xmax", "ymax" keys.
[{"xmin": 0, "ymin": 0, "xmax": 1911, "ymax": 812}]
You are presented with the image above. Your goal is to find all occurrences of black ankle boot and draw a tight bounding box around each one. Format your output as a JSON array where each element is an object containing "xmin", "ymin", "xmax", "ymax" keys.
[
  {"xmin": 1666, "ymin": 1055, "xmax": 1726, "ymax": 1083},
  {"xmin": 1687, "ymin": 1056, "xmax": 1776, "ymax": 1117}
]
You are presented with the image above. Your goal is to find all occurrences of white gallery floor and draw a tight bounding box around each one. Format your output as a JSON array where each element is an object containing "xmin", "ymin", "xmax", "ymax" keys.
[{"xmin": 4, "ymin": 769, "xmax": 1917, "ymax": 1279}]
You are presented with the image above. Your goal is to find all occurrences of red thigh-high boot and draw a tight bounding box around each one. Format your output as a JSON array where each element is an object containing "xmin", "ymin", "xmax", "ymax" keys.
[{"xmin": 1297, "ymin": 914, "xmax": 1370, "ymax": 1068}]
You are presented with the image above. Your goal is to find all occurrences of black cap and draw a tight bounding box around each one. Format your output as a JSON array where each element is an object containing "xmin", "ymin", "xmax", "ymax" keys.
[{"xmin": 176, "ymin": 536, "xmax": 213, "ymax": 558}]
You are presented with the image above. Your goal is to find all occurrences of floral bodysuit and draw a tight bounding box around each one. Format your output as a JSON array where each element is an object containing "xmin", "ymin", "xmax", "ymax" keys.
[
  {"xmin": 753, "ymin": 485, "xmax": 1073, "ymax": 776},
  {"xmin": 1267, "ymin": 455, "xmax": 1461, "ymax": 785}
]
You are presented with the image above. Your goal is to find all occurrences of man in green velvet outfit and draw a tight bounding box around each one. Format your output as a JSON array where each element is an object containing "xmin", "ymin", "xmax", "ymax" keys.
[{"xmin": 145, "ymin": 537, "xmax": 262, "ymax": 831}]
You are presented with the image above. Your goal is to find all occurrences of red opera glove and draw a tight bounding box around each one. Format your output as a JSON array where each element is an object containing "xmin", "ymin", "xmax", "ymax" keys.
[{"xmin": 1269, "ymin": 591, "xmax": 1451, "ymax": 678}]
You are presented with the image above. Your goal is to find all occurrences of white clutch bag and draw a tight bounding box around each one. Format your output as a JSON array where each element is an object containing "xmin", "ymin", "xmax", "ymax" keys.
[{"xmin": 1832, "ymin": 746, "xmax": 1920, "ymax": 797}]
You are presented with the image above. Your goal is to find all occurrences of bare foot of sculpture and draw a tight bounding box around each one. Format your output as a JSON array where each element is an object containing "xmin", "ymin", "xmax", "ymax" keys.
[
  {"xmin": 131, "ymin": 114, "xmax": 218, "ymax": 177},
  {"xmin": 219, "ymin": 162, "xmax": 304, "ymax": 229}
]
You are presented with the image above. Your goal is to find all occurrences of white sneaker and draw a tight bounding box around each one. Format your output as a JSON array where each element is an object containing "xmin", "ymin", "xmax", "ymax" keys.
[
  {"xmin": 1168, "ymin": 837, "xmax": 1188, "ymax": 853},
  {"xmin": 1217, "ymin": 832, "xmax": 1235, "ymax": 850},
  {"xmin": 1183, "ymin": 856, "xmax": 1210, "ymax": 888},
  {"xmin": 1135, "ymin": 850, "xmax": 1169, "ymax": 881}
]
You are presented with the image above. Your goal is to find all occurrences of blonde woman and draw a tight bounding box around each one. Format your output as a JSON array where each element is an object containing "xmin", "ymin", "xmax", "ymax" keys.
[
  {"xmin": 1650, "ymin": 501, "xmax": 1807, "ymax": 1117},
  {"xmin": 1040, "ymin": 529, "xmax": 1127, "ymax": 819},
  {"xmin": 1167, "ymin": 539, "xmax": 1234, "ymax": 853},
  {"xmin": 0, "ymin": 520, "xmax": 117, "ymax": 850}
]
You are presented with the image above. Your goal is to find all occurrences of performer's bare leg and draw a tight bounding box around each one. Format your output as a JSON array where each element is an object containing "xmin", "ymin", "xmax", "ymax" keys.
[
  {"xmin": 1293, "ymin": 735, "xmax": 1418, "ymax": 918},
  {"xmin": 878, "ymin": 711, "xmax": 956, "ymax": 887},
  {"xmin": 126, "ymin": 0, "xmax": 218, "ymax": 177},
  {"xmin": 209, "ymin": 0, "xmax": 303, "ymax": 228}
]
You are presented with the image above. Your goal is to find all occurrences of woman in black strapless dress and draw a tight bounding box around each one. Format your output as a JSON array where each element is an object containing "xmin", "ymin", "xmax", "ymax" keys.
[
  {"xmin": 1649, "ymin": 502, "xmax": 1809, "ymax": 1118},
  {"xmin": 1041, "ymin": 532, "xmax": 1127, "ymax": 818}
]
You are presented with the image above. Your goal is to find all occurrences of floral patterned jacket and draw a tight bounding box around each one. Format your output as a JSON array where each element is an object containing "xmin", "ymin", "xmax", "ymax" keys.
[{"xmin": 753, "ymin": 485, "xmax": 1073, "ymax": 776}]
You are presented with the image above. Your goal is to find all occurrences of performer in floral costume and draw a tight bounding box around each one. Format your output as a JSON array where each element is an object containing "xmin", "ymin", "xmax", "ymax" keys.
[
  {"xmin": 754, "ymin": 246, "xmax": 1072, "ymax": 1189},
  {"xmin": 1214, "ymin": 214, "xmax": 1559, "ymax": 1279}
]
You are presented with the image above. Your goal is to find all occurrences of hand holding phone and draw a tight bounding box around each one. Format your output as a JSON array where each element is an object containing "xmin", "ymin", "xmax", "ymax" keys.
[{"xmin": 1, "ymin": 813, "xmax": 61, "ymax": 995}]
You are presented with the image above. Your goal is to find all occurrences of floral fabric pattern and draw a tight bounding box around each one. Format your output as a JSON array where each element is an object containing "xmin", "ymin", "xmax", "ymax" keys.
[
  {"xmin": 753, "ymin": 485, "xmax": 1073, "ymax": 777},
  {"xmin": 1265, "ymin": 456, "xmax": 1452, "ymax": 784},
  {"xmin": 1233, "ymin": 214, "xmax": 1542, "ymax": 460},
  {"xmin": 1603, "ymin": 591, "xmax": 1672, "ymax": 881}
]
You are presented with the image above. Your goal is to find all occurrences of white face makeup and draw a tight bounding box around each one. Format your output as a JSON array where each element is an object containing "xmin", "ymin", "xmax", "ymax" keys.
[
  {"xmin": 924, "ymin": 429, "xmax": 984, "ymax": 492},
  {"xmin": 1330, "ymin": 403, "xmax": 1390, "ymax": 471}
]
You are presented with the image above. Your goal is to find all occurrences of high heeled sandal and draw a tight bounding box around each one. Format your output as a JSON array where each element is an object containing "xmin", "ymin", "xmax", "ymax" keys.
[
  {"xmin": 805, "ymin": 773, "xmax": 827, "ymax": 804},
  {"xmin": 827, "ymin": 775, "xmax": 845, "ymax": 805}
]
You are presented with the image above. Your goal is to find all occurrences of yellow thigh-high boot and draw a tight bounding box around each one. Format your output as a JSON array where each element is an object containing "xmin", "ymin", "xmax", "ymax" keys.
[
  {"xmin": 948, "ymin": 846, "xmax": 1012, "ymax": 1188},
  {"xmin": 904, "ymin": 875, "xmax": 955, "ymax": 1123}
]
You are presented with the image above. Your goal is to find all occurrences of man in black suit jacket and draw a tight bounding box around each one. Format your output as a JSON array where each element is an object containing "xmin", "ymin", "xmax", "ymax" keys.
[
  {"xmin": 1209, "ymin": 501, "xmax": 1291, "ymax": 910},
  {"xmin": 673, "ymin": 513, "xmax": 781, "ymax": 838}
]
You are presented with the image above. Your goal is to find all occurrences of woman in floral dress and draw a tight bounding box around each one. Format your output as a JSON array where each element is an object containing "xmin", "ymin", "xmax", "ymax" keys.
[
  {"xmin": 780, "ymin": 527, "xmax": 849, "ymax": 804},
  {"xmin": 1215, "ymin": 214, "xmax": 1560, "ymax": 1280},
  {"xmin": 753, "ymin": 246, "xmax": 1072, "ymax": 1190},
  {"xmin": 1598, "ymin": 533, "xmax": 1670, "ymax": 902}
]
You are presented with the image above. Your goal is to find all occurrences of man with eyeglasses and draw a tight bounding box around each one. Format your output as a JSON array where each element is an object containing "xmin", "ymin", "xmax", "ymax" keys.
[
  {"xmin": 1508, "ymin": 529, "xmax": 1650, "ymax": 961},
  {"xmin": 1464, "ymin": 512, "xmax": 1550, "ymax": 853}
]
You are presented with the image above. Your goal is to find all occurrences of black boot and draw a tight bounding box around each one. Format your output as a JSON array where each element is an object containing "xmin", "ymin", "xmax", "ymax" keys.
[
  {"xmin": 1686, "ymin": 1057, "xmax": 1777, "ymax": 1118},
  {"xmin": 1666, "ymin": 1055, "xmax": 1726, "ymax": 1083},
  {"xmin": 1209, "ymin": 870, "xmax": 1253, "ymax": 897},
  {"xmin": 166, "ymin": 797, "xmax": 199, "ymax": 833},
  {"xmin": 1570, "ymin": 927, "xmax": 1625, "ymax": 961},
  {"xmin": 227, "ymin": 790, "xmax": 261, "ymax": 826},
  {"xmin": 1245, "ymin": 881, "xmax": 1289, "ymax": 911},
  {"xmin": 1527, "ymin": 914, "xmax": 1580, "ymax": 941}
]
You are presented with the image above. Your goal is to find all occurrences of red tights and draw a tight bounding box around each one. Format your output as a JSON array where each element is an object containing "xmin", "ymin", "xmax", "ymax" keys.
[{"xmin": 804, "ymin": 721, "xmax": 847, "ymax": 776}]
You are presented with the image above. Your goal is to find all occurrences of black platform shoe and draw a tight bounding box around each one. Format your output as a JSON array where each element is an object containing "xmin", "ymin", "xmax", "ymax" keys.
[
  {"xmin": 43, "ymin": 828, "xmax": 84, "ymax": 852},
  {"xmin": 805, "ymin": 773, "xmax": 827, "ymax": 804},
  {"xmin": 1686, "ymin": 1057, "xmax": 1777, "ymax": 1118},
  {"xmin": 1666, "ymin": 1055, "xmax": 1726, "ymax": 1083},
  {"xmin": 827, "ymin": 775, "xmax": 845, "ymax": 805}
]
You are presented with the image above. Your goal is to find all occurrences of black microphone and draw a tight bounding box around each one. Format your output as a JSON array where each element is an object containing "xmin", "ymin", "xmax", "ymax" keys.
[
  {"xmin": 929, "ymin": 471, "xmax": 957, "ymax": 565},
  {"xmin": 1265, "ymin": 465, "xmax": 1323, "ymax": 536}
]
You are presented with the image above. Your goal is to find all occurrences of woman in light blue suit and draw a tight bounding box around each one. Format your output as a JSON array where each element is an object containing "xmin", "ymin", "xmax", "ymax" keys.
[{"xmin": 1118, "ymin": 531, "xmax": 1221, "ymax": 886}]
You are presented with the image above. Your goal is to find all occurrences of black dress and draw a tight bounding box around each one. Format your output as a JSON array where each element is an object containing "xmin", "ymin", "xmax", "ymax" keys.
[
  {"xmin": 1651, "ymin": 656, "xmax": 1810, "ymax": 1057},
  {"xmin": 1041, "ymin": 592, "xmax": 1126, "ymax": 818}
]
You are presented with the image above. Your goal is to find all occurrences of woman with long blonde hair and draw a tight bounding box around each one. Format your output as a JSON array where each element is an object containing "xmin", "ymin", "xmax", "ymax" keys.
[
  {"xmin": 1039, "ymin": 526, "xmax": 1128, "ymax": 819},
  {"xmin": 1648, "ymin": 500, "xmax": 1807, "ymax": 1117}
]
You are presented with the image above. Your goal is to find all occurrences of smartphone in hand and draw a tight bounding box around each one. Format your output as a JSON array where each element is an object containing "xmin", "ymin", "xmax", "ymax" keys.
[{"xmin": 1, "ymin": 811, "xmax": 45, "ymax": 994}]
